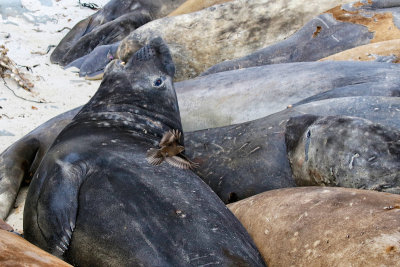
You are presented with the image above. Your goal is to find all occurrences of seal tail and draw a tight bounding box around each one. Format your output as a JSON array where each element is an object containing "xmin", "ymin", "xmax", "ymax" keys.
[{"xmin": 146, "ymin": 148, "xmax": 164, "ymax": 166}]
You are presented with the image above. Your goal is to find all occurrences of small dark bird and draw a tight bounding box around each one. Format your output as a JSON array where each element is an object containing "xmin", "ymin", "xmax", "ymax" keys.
[{"xmin": 146, "ymin": 129, "xmax": 199, "ymax": 169}]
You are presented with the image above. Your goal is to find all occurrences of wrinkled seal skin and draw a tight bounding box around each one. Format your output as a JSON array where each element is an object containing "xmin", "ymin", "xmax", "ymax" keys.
[
  {"xmin": 88, "ymin": 0, "xmax": 347, "ymax": 81},
  {"xmin": 24, "ymin": 38, "xmax": 266, "ymax": 266},
  {"xmin": 50, "ymin": 0, "xmax": 186, "ymax": 66},
  {"xmin": 0, "ymin": 229, "xmax": 73, "ymax": 267},
  {"xmin": 228, "ymin": 187, "xmax": 400, "ymax": 266},
  {"xmin": 286, "ymin": 115, "xmax": 400, "ymax": 193},
  {"xmin": 201, "ymin": 0, "xmax": 400, "ymax": 76}
]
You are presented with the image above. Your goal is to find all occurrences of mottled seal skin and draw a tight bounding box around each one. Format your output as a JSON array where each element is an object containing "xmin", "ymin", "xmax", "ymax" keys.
[
  {"xmin": 201, "ymin": 0, "xmax": 400, "ymax": 76},
  {"xmin": 228, "ymin": 187, "xmax": 400, "ymax": 266},
  {"xmin": 113, "ymin": 0, "xmax": 347, "ymax": 81},
  {"xmin": 286, "ymin": 115, "xmax": 400, "ymax": 193},
  {"xmin": 0, "ymin": 229, "xmax": 72, "ymax": 267},
  {"xmin": 64, "ymin": 0, "xmax": 232, "ymax": 80},
  {"xmin": 320, "ymin": 39, "xmax": 400, "ymax": 63},
  {"xmin": 24, "ymin": 38, "xmax": 266, "ymax": 266},
  {"xmin": 50, "ymin": 0, "xmax": 186, "ymax": 66}
]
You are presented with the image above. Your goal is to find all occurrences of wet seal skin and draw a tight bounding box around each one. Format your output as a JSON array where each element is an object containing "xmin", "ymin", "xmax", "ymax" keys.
[
  {"xmin": 0, "ymin": 229, "xmax": 72, "ymax": 267},
  {"xmin": 24, "ymin": 38, "xmax": 266, "ymax": 266},
  {"xmin": 50, "ymin": 0, "xmax": 186, "ymax": 66},
  {"xmin": 286, "ymin": 115, "xmax": 400, "ymax": 193},
  {"xmin": 201, "ymin": 0, "xmax": 400, "ymax": 76},
  {"xmin": 75, "ymin": 0, "xmax": 347, "ymax": 81},
  {"xmin": 228, "ymin": 187, "xmax": 400, "ymax": 266}
]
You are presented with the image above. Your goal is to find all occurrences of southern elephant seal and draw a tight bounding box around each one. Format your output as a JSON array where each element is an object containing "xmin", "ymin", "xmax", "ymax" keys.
[
  {"xmin": 0, "ymin": 229, "xmax": 72, "ymax": 267},
  {"xmin": 75, "ymin": 0, "xmax": 348, "ymax": 81},
  {"xmin": 24, "ymin": 38, "xmax": 266, "ymax": 266},
  {"xmin": 4, "ymin": 59, "xmax": 400, "ymax": 216},
  {"xmin": 167, "ymin": 0, "xmax": 232, "ymax": 17},
  {"xmin": 50, "ymin": 0, "xmax": 186, "ymax": 66},
  {"xmin": 286, "ymin": 115, "xmax": 400, "ymax": 193},
  {"xmin": 320, "ymin": 39, "xmax": 400, "ymax": 63},
  {"xmin": 228, "ymin": 187, "xmax": 400, "ymax": 266},
  {"xmin": 2, "ymin": 96, "xmax": 400, "ymax": 220},
  {"xmin": 202, "ymin": 0, "xmax": 400, "ymax": 75}
]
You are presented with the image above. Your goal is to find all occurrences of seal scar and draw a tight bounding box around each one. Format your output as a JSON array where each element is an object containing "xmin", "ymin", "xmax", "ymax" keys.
[
  {"xmin": 331, "ymin": 34, "xmax": 340, "ymax": 42},
  {"xmin": 348, "ymin": 153, "xmax": 360, "ymax": 170},
  {"xmin": 248, "ymin": 146, "xmax": 260, "ymax": 155}
]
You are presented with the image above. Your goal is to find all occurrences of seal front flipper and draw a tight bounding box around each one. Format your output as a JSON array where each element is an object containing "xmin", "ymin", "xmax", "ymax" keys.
[{"xmin": 24, "ymin": 158, "xmax": 88, "ymax": 258}]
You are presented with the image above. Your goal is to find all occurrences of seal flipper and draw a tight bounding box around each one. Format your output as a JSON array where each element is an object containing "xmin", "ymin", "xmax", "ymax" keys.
[{"xmin": 24, "ymin": 159, "xmax": 88, "ymax": 258}]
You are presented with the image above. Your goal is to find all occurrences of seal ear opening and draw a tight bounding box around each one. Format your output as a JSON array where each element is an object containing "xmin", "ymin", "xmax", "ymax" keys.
[{"xmin": 285, "ymin": 114, "xmax": 319, "ymax": 153}]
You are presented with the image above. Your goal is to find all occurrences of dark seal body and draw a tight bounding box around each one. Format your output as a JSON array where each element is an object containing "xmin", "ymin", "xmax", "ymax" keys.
[
  {"xmin": 24, "ymin": 39, "xmax": 266, "ymax": 266},
  {"xmin": 50, "ymin": 0, "xmax": 186, "ymax": 66}
]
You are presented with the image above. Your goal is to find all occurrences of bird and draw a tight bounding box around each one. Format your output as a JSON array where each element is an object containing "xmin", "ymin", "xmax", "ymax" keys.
[{"xmin": 146, "ymin": 129, "xmax": 199, "ymax": 169}]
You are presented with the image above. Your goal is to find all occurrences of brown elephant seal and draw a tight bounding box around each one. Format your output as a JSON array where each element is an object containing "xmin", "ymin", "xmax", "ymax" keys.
[
  {"xmin": 286, "ymin": 115, "xmax": 400, "ymax": 193},
  {"xmin": 320, "ymin": 39, "xmax": 400, "ymax": 63},
  {"xmin": 167, "ymin": 0, "xmax": 232, "ymax": 16},
  {"xmin": 228, "ymin": 187, "xmax": 400, "ymax": 266},
  {"xmin": 0, "ymin": 229, "xmax": 72, "ymax": 266}
]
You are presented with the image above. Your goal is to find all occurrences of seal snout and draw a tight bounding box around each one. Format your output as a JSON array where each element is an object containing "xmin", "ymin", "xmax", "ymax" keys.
[{"xmin": 125, "ymin": 37, "xmax": 175, "ymax": 77}]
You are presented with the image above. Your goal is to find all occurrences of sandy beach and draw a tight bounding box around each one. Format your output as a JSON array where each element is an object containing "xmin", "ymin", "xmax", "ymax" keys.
[{"xmin": 0, "ymin": 0, "xmax": 110, "ymax": 153}]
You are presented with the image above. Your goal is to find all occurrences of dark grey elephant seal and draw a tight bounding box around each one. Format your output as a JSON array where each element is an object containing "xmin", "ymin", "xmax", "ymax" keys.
[
  {"xmin": 201, "ymin": 0, "xmax": 400, "ymax": 75},
  {"xmin": 3, "ymin": 96, "xmax": 400, "ymax": 219},
  {"xmin": 50, "ymin": 0, "xmax": 186, "ymax": 66},
  {"xmin": 24, "ymin": 38, "xmax": 266, "ymax": 266},
  {"xmin": 286, "ymin": 115, "xmax": 400, "ymax": 193},
  {"xmin": 3, "ymin": 60, "xmax": 400, "ymax": 218}
]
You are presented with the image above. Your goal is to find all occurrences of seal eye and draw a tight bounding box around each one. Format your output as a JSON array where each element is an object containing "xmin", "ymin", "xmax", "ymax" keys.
[{"xmin": 153, "ymin": 77, "xmax": 164, "ymax": 88}]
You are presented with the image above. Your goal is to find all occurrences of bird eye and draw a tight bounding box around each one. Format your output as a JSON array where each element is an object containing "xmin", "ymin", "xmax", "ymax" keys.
[{"xmin": 153, "ymin": 77, "xmax": 164, "ymax": 88}]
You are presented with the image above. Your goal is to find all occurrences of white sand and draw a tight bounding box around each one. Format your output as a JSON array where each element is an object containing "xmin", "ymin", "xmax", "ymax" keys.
[
  {"xmin": 0, "ymin": 0, "xmax": 110, "ymax": 153},
  {"xmin": 1, "ymin": 0, "xmax": 109, "ymax": 231}
]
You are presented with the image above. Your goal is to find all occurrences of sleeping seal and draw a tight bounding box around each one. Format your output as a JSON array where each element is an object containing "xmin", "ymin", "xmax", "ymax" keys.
[
  {"xmin": 24, "ymin": 38, "xmax": 266, "ymax": 266},
  {"xmin": 228, "ymin": 187, "xmax": 400, "ymax": 266},
  {"xmin": 285, "ymin": 115, "xmax": 400, "ymax": 193}
]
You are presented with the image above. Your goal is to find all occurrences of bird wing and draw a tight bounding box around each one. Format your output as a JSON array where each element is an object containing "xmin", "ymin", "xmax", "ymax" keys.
[
  {"xmin": 165, "ymin": 156, "xmax": 193, "ymax": 169},
  {"xmin": 159, "ymin": 131, "xmax": 175, "ymax": 146},
  {"xmin": 146, "ymin": 148, "xmax": 164, "ymax": 166}
]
